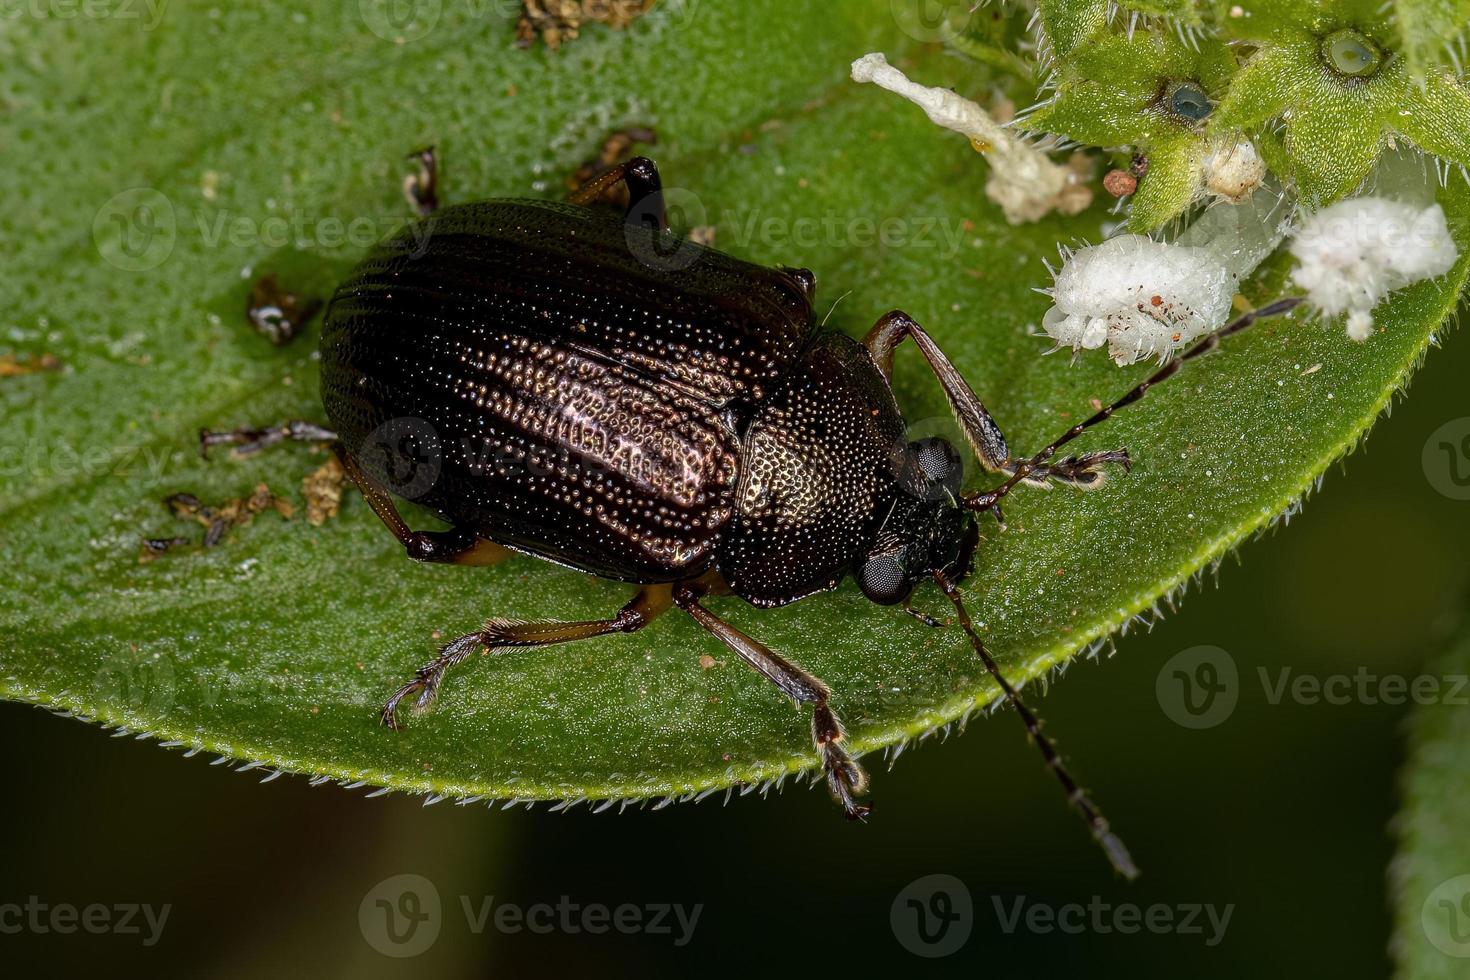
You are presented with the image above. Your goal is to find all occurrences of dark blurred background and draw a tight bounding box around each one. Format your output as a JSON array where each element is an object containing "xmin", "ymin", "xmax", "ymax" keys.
[{"xmin": 3, "ymin": 287, "xmax": 1467, "ymax": 976}]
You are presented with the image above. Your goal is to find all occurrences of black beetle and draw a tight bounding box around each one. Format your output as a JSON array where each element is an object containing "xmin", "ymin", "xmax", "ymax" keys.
[{"xmin": 203, "ymin": 150, "xmax": 1300, "ymax": 878}]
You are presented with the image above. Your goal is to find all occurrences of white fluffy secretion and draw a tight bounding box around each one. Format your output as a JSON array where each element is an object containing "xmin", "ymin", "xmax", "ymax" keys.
[
  {"xmin": 1041, "ymin": 235, "xmax": 1237, "ymax": 365},
  {"xmin": 1289, "ymin": 197, "xmax": 1459, "ymax": 341}
]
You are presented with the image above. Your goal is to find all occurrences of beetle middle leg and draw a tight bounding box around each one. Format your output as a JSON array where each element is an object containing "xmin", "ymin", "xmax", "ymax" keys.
[
  {"xmin": 382, "ymin": 585, "xmax": 673, "ymax": 729},
  {"xmin": 673, "ymin": 583, "xmax": 870, "ymax": 820},
  {"xmin": 865, "ymin": 310, "xmax": 1130, "ymax": 494}
]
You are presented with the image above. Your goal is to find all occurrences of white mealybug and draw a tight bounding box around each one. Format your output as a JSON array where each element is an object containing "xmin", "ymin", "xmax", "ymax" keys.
[
  {"xmin": 1289, "ymin": 197, "xmax": 1459, "ymax": 341},
  {"xmin": 1040, "ymin": 236, "xmax": 1237, "ymax": 365}
]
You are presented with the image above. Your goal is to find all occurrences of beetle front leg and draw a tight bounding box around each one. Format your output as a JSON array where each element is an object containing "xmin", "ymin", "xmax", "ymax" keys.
[
  {"xmin": 674, "ymin": 584, "xmax": 870, "ymax": 820},
  {"xmin": 382, "ymin": 585, "xmax": 673, "ymax": 728},
  {"xmin": 865, "ymin": 310, "xmax": 1130, "ymax": 494}
]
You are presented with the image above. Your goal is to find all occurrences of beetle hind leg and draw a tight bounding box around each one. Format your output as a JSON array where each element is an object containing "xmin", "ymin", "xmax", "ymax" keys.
[
  {"xmin": 381, "ymin": 585, "xmax": 673, "ymax": 729},
  {"xmin": 674, "ymin": 583, "xmax": 870, "ymax": 820}
]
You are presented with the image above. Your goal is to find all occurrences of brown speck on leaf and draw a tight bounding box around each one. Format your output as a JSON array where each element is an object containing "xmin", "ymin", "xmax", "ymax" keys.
[
  {"xmin": 698, "ymin": 654, "xmax": 717, "ymax": 670},
  {"xmin": 138, "ymin": 536, "xmax": 192, "ymax": 563},
  {"xmin": 1090, "ymin": 398, "xmax": 1103, "ymax": 410},
  {"xmin": 431, "ymin": 630, "xmax": 443, "ymax": 640},
  {"xmin": 518, "ymin": 0, "xmax": 655, "ymax": 50},
  {"xmin": 0, "ymin": 352, "xmax": 61, "ymax": 378},
  {"xmin": 302, "ymin": 454, "xmax": 348, "ymax": 526},
  {"xmin": 687, "ymin": 225, "xmax": 717, "ymax": 247},
  {"xmin": 1102, "ymin": 169, "xmax": 1137, "ymax": 197},
  {"xmin": 149, "ymin": 483, "xmax": 292, "ymax": 556}
]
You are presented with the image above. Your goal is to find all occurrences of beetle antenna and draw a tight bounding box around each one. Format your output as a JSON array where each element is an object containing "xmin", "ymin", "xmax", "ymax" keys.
[
  {"xmin": 965, "ymin": 296, "xmax": 1305, "ymax": 516},
  {"xmin": 933, "ymin": 569, "xmax": 1139, "ymax": 880}
]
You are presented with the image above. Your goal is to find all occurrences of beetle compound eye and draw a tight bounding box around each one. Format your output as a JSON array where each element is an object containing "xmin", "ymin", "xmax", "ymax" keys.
[
  {"xmin": 917, "ymin": 440, "xmax": 951, "ymax": 481},
  {"xmin": 1164, "ymin": 81, "xmax": 1212, "ymax": 123},
  {"xmin": 1321, "ymin": 29, "xmax": 1383, "ymax": 79},
  {"xmin": 911, "ymin": 437, "xmax": 964, "ymax": 495},
  {"xmin": 859, "ymin": 553, "xmax": 907, "ymax": 604}
]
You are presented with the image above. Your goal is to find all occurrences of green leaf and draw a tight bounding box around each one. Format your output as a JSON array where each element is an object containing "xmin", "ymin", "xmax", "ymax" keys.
[
  {"xmin": 1036, "ymin": 0, "xmax": 1109, "ymax": 59},
  {"xmin": 2, "ymin": 0, "xmax": 1469, "ymax": 808},
  {"xmin": 1392, "ymin": 620, "xmax": 1470, "ymax": 976},
  {"xmin": 1127, "ymin": 130, "xmax": 1207, "ymax": 230},
  {"xmin": 1392, "ymin": 0, "xmax": 1470, "ymax": 77},
  {"xmin": 1211, "ymin": 3, "xmax": 1470, "ymax": 205},
  {"xmin": 1022, "ymin": 29, "xmax": 1237, "ymax": 228}
]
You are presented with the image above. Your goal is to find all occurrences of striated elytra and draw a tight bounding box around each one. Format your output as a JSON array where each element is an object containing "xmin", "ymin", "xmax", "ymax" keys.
[{"xmin": 205, "ymin": 150, "xmax": 1299, "ymax": 877}]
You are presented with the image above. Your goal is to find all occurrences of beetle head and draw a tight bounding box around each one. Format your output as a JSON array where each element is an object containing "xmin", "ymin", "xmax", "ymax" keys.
[{"xmin": 855, "ymin": 438, "xmax": 979, "ymax": 605}]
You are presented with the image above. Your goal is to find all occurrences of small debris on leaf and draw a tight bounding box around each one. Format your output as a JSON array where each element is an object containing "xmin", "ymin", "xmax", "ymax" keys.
[
  {"xmin": 248, "ymin": 274, "xmax": 322, "ymax": 346},
  {"xmin": 144, "ymin": 484, "xmax": 293, "ymax": 558},
  {"xmin": 517, "ymin": 0, "xmax": 656, "ymax": 50},
  {"xmin": 0, "ymin": 353, "xmax": 61, "ymax": 377},
  {"xmin": 302, "ymin": 455, "xmax": 349, "ymax": 526}
]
